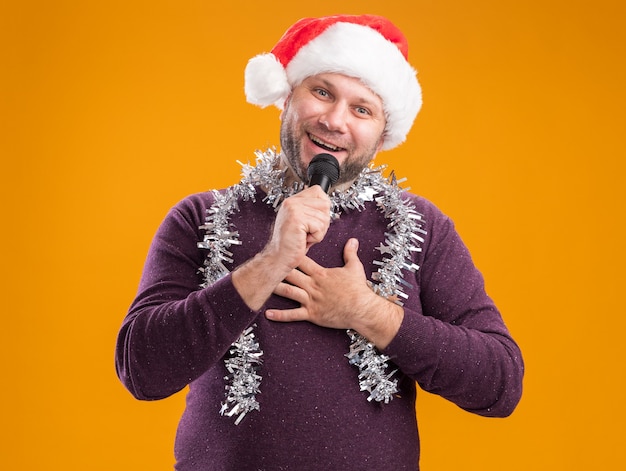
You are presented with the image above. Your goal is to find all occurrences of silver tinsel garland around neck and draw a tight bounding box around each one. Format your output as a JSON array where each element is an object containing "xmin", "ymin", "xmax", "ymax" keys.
[{"xmin": 198, "ymin": 148, "xmax": 426, "ymax": 424}]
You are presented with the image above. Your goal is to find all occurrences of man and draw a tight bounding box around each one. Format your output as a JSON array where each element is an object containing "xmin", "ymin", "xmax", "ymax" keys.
[{"xmin": 116, "ymin": 14, "xmax": 524, "ymax": 470}]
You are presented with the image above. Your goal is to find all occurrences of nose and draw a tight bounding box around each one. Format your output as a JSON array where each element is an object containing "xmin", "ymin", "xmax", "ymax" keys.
[{"xmin": 319, "ymin": 102, "xmax": 348, "ymax": 133}]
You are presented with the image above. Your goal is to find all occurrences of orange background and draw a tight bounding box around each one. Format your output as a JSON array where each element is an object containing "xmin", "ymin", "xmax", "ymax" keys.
[{"xmin": 3, "ymin": 0, "xmax": 625, "ymax": 469}]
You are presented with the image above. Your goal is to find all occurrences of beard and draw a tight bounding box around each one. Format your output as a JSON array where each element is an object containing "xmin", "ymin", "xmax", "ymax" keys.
[{"xmin": 279, "ymin": 112, "xmax": 383, "ymax": 187}]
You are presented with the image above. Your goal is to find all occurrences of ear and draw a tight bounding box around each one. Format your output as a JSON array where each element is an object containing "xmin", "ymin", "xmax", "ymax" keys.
[
  {"xmin": 278, "ymin": 93, "xmax": 292, "ymax": 121},
  {"xmin": 375, "ymin": 133, "xmax": 386, "ymax": 153}
]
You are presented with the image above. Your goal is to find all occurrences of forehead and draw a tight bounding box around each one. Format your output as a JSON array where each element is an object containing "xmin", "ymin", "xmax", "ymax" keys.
[{"xmin": 301, "ymin": 73, "xmax": 384, "ymax": 109}]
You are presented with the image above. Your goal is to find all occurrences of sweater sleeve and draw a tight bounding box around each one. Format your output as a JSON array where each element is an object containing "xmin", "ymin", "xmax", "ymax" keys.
[
  {"xmin": 383, "ymin": 203, "xmax": 524, "ymax": 417},
  {"xmin": 115, "ymin": 194, "xmax": 261, "ymax": 400}
]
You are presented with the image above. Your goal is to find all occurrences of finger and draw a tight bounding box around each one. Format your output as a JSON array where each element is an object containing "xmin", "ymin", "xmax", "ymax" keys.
[
  {"xmin": 305, "ymin": 227, "xmax": 327, "ymax": 248},
  {"xmin": 295, "ymin": 256, "xmax": 323, "ymax": 276},
  {"xmin": 265, "ymin": 307, "xmax": 309, "ymax": 323},
  {"xmin": 300, "ymin": 184, "xmax": 332, "ymax": 201},
  {"xmin": 343, "ymin": 238, "xmax": 361, "ymax": 267},
  {"xmin": 295, "ymin": 207, "xmax": 331, "ymax": 247},
  {"xmin": 282, "ymin": 268, "xmax": 310, "ymax": 287},
  {"xmin": 273, "ymin": 280, "xmax": 308, "ymax": 304},
  {"xmin": 280, "ymin": 195, "xmax": 330, "ymax": 226},
  {"xmin": 286, "ymin": 188, "xmax": 331, "ymax": 214}
]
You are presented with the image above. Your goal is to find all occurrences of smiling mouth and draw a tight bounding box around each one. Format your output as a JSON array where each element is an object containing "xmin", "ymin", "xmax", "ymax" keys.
[{"xmin": 309, "ymin": 133, "xmax": 344, "ymax": 153}]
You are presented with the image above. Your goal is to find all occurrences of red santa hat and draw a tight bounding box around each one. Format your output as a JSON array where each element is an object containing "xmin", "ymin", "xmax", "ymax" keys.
[{"xmin": 244, "ymin": 14, "xmax": 422, "ymax": 150}]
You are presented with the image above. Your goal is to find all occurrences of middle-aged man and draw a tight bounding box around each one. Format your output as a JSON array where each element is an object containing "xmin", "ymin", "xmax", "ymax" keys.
[{"xmin": 116, "ymin": 14, "xmax": 524, "ymax": 470}]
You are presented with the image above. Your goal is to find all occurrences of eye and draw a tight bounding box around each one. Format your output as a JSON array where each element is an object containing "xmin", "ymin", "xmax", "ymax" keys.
[
  {"xmin": 354, "ymin": 106, "xmax": 371, "ymax": 116},
  {"xmin": 313, "ymin": 87, "xmax": 330, "ymax": 98}
]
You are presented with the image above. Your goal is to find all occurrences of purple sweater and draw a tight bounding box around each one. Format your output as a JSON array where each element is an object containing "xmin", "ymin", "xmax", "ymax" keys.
[{"xmin": 116, "ymin": 188, "xmax": 523, "ymax": 470}]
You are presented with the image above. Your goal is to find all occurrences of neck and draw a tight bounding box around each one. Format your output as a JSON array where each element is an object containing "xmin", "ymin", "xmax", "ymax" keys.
[{"xmin": 277, "ymin": 153, "xmax": 301, "ymax": 188}]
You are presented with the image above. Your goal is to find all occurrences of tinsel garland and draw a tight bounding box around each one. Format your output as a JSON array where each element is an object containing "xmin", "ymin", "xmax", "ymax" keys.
[
  {"xmin": 198, "ymin": 148, "xmax": 426, "ymax": 422},
  {"xmin": 219, "ymin": 324, "xmax": 263, "ymax": 425}
]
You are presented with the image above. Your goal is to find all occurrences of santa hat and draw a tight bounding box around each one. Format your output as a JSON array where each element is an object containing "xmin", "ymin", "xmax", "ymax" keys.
[{"xmin": 244, "ymin": 14, "xmax": 422, "ymax": 150}]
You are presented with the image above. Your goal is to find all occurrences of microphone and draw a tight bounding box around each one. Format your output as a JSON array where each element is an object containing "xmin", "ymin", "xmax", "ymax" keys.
[{"xmin": 307, "ymin": 153, "xmax": 340, "ymax": 194}]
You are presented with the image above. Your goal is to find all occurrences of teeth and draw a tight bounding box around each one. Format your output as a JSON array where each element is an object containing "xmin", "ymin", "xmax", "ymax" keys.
[{"xmin": 310, "ymin": 134, "xmax": 341, "ymax": 151}]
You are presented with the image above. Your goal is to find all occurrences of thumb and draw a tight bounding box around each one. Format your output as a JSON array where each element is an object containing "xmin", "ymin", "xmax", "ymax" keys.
[{"xmin": 343, "ymin": 238, "xmax": 361, "ymax": 266}]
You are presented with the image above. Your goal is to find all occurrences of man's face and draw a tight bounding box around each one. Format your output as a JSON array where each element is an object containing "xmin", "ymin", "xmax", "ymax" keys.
[{"xmin": 280, "ymin": 73, "xmax": 387, "ymax": 187}]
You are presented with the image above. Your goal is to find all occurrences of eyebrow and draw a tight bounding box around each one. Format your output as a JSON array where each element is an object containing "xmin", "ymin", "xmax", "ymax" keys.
[{"xmin": 316, "ymin": 77, "xmax": 383, "ymax": 110}]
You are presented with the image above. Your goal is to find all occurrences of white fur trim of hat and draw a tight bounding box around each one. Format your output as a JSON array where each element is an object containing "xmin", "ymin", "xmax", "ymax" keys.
[{"xmin": 244, "ymin": 15, "xmax": 422, "ymax": 150}]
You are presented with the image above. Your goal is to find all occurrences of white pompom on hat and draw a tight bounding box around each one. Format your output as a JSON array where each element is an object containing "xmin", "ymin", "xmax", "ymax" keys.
[{"xmin": 244, "ymin": 14, "xmax": 422, "ymax": 150}]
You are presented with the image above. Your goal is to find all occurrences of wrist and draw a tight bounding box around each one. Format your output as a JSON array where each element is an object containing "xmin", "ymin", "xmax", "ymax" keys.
[
  {"xmin": 232, "ymin": 251, "xmax": 291, "ymax": 311},
  {"xmin": 353, "ymin": 293, "xmax": 404, "ymax": 350}
]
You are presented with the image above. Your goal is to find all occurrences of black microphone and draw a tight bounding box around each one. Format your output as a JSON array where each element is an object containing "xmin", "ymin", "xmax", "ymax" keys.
[{"xmin": 307, "ymin": 153, "xmax": 340, "ymax": 194}]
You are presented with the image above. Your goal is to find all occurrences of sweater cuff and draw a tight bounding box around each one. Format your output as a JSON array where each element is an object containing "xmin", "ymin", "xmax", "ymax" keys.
[
  {"xmin": 382, "ymin": 307, "xmax": 432, "ymax": 369},
  {"xmin": 200, "ymin": 273, "xmax": 263, "ymax": 338}
]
